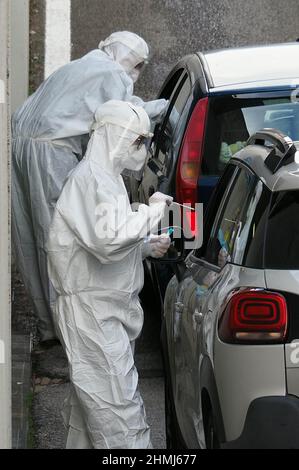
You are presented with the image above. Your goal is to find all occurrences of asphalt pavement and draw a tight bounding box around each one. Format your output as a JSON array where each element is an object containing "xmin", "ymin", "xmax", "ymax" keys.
[
  {"xmin": 32, "ymin": 316, "xmax": 166, "ymax": 449},
  {"xmin": 33, "ymin": 377, "xmax": 165, "ymax": 449},
  {"xmin": 30, "ymin": 276, "xmax": 166, "ymax": 449}
]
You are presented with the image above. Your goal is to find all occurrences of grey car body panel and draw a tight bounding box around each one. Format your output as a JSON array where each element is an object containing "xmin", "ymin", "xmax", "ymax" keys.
[
  {"xmin": 164, "ymin": 258, "xmax": 287, "ymax": 446},
  {"xmin": 210, "ymin": 265, "xmax": 285, "ymax": 442},
  {"xmin": 285, "ymin": 343, "xmax": 299, "ymax": 369},
  {"xmin": 265, "ymin": 270, "xmax": 299, "ymax": 402},
  {"xmin": 231, "ymin": 146, "xmax": 299, "ymax": 192},
  {"xmin": 215, "ymin": 339, "xmax": 286, "ymax": 442},
  {"xmin": 286, "ymin": 370, "xmax": 299, "ymax": 398},
  {"xmin": 265, "ymin": 270, "xmax": 299, "ymax": 296}
]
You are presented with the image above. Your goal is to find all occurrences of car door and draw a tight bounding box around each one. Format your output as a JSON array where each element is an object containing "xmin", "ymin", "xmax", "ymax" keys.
[
  {"xmin": 173, "ymin": 164, "xmax": 239, "ymax": 448},
  {"xmin": 174, "ymin": 163, "xmax": 266, "ymax": 447},
  {"xmin": 139, "ymin": 71, "xmax": 192, "ymax": 204}
]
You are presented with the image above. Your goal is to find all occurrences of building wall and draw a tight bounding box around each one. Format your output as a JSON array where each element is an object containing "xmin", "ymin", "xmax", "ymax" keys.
[
  {"xmin": 0, "ymin": 0, "xmax": 12, "ymax": 450},
  {"xmin": 71, "ymin": 0, "xmax": 299, "ymax": 100},
  {"xmin": 10, "ymin": 0, "xmax": 29, "ymax": 113}
]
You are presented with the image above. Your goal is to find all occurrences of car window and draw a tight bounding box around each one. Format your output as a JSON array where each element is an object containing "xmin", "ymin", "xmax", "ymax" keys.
[
  {"xmin": 167, "ymin": 77, "xmax": 192, "ymax": 133},
  {"xmin": 205, "ymin": 167, "xmax": 263, "ymax": 268},
  {"xmin": 158, "ymin": 68, "xmax": 185, "ymax": 101},
  {"xmin": 241, "ymin": 183, "xmax": 271, "ymax": 269},
  {"xmin": 265, "ymin": 190, "xmax": 299, "ymax": 270},
  {"xmin": 203, "ymin": 93, "xmax": 299, "ymax": 177},
  {"xmin": 155, "ymin": 75, "xmax": 192, "ymax": 167},
  {"xmin": 194, "ymin": 163, "xmax": 238, "ymax": 259},
  {"xmin": 149, "ymin": 69, "xmax": 185, "ymax": 161}
]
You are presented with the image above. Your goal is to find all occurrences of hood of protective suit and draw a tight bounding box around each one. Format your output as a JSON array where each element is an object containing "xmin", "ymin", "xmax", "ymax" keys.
[
  {"xmin": 87, "ymin": 100, "xmax": 152, "ymax": 175},
  {"xmin": 99, "ymin": 31, "xmax": 149, "ymax": 82}
]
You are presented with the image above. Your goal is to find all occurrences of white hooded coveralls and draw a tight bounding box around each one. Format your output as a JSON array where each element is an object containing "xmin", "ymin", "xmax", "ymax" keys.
[
  {"xmin": 12, "ymin": 31, "xmax": 168, "ymax": 341},
  {"xmin": 47, "ymin": 100, "xmax": 168, "ymax": 449}
]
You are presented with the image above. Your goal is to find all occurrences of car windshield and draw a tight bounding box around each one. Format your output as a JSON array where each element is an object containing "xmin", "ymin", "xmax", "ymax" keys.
[
  {"xmin": 203, "ymin": 93, "xmax": 299, "ymax": 175},
  {"xmin": 265, "ymin": 190, "xmax": 299, "ymax": 270}
]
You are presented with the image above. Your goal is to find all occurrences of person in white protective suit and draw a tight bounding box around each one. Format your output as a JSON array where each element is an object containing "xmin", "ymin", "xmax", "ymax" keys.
[
  {"xmin": 47, "ymin": 100, "xmax": 173, "ymax": 449},
  {"xmin": 12, "ymin": 31, "xmax": 168, "ymax": 344}
]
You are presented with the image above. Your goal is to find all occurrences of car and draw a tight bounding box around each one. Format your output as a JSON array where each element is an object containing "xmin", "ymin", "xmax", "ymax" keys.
[
  {"xmin": 134, "ymin": 42, "xmax": 299, "ymax": 307},
  {"xmin": 160, "ymin": 128, "xmax": 299, "ymax": 449}
]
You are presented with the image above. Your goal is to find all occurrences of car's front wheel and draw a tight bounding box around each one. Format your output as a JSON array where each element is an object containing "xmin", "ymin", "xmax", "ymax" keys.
[
  {"xmin": 162, "ymin": 321, "xmax": 185, "ymax": 449},
  {"xmin": 205, "ymin": 410, "xmax": 220, "ymax": 449},
  {"xmin": 164, "ymin": 372, "xmax": 186, "ymax": 449}
]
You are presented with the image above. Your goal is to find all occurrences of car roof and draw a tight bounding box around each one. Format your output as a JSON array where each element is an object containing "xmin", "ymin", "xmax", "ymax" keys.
[
  {"xmin": 199, "ymin": 43, "xmax": 299, "ymax": 91},
  {"xmin": 231, "ymin": 142, "xmax": 299, "ymax": 192}
]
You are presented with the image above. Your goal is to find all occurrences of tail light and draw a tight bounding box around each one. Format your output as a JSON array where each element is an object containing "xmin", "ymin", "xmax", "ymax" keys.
[
  {"xmin": 176, "ymin": 98, "xmax": 209, "ymax": 237},
  {"xmin": 219, "ymin": 290, "xmax": 288, "ymax": 344}
]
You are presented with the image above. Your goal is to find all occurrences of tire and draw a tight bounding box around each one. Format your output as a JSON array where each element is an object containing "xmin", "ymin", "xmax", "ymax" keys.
[
  {"xmin": 165, "ymin": 373, "xmax": 181, "ymax": 449},
  {"xmin": 205, "ymin": 410, "xmax": 220, "ymax": 450},
  {"xmin": 162, "ymin": 323, "xmax": 186, "ymax": 449}
]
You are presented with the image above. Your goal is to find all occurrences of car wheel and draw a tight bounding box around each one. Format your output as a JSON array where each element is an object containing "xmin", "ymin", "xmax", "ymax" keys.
[
  {"xmin": 205, "ymin": 410, "xmax": 220, "ymax": 450},
  {"xmin": 161, "ymin": 321, "xmax": 186, "ymax": 449},
  {"xmin": 165, "ymin": 370, "xmax": 185, "ymax": 449}
]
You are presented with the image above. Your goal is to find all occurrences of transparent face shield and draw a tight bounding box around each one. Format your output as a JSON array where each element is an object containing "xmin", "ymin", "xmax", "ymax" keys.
[
  {"xmin": 101, "ymin": 40, "xmax": 150, "ymax": 83},
  {"xmin": 124, "ymin": 131, "xmax": 153, "ymax": 171},
  {"xmin": 128, "ymin": 59, "xmax": 149, "ymax": 83}
]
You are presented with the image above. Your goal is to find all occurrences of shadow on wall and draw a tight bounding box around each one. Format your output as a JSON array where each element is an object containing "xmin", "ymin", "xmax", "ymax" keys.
[{"xmin": 71, "ymin": 0, "xmax": 299, "ymax": 100}]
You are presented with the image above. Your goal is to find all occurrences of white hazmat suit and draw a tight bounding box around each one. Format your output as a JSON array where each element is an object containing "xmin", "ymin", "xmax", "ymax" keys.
[
  {"xmin": 12, "ymin": 31, "xmax": 168, "ymax": 341},
  {"xmin": 47, "ymin": 100, "xmax": 172, "ymax": 449}
]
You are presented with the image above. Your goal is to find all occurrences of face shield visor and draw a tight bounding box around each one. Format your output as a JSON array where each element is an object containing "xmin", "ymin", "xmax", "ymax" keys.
[
  {"xmin": 128, "ymin": 60, "xmax": 148, "ymax": 83},
  {"xmin": 99, "ymin": 32, "xmax": 150, "ymax": 83},
  {"xmin": 92, "ymin": 100, "xmax": 152, "ymax": 173}
]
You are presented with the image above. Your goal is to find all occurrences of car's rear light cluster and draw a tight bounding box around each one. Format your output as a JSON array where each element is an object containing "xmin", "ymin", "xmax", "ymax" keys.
[
  {"xmin": 218, "ymin": 290, "xmax": 288, "ymax": 344},
  {"xmin": 176, "ymin": 97, "xmax": 208, "ymax": 237}
]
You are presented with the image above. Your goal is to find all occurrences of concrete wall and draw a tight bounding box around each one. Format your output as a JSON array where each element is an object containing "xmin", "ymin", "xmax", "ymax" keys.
[
  {"xmin": 0, "ymin": 0, "xmax": 12, "ymax": 450},
  {"xmin": 10, "ymin": 0, "xmax": 29, "ymax": 113},
  {"xmin": 71, "ymin": 0, "xmax": 299, "ymax": 100}
]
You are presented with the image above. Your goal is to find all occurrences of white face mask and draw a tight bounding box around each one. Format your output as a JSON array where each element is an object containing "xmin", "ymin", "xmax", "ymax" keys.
[
  {"xmin": 128, "ymin": 68, "xmax": 140, "ymax": 84},
  {"xmin": 125, "ymin": 144, "xmax": 147, "ymax": 171}
]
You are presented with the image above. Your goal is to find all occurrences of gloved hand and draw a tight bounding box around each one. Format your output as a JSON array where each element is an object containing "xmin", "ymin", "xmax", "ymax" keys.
[
  {"xmin": 143, "ymin": 234, "xmax": 171, "ymax": 259},
  {"xmin": 142, "ymin": 99, "xmax": 169, "ymax": 125},
  {"xmin": 149, "ymin": 192, "xmax": 173, "ymax": 207}
]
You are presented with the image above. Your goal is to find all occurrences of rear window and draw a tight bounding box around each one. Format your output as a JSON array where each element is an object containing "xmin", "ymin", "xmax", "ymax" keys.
[
  {"xmin": 203, "ymin": 93, "xmax": 299, "ymax": 176},
  {"xmin": 265, "ymin": 190, "xmax": 299, "ymax": 270}
]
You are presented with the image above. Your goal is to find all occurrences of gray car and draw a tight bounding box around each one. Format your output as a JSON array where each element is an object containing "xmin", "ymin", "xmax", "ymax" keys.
[{"xmin": 161, "ymin": 129, "xmax": 299, "ymax": 449}]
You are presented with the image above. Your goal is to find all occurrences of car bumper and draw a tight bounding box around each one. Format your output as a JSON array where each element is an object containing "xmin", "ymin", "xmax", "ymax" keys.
[{"xmin": 223, "ymin": 396, "xmax": 299, "ymax": 449}]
